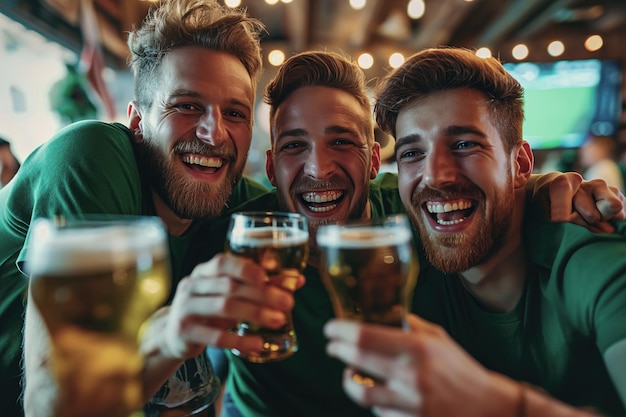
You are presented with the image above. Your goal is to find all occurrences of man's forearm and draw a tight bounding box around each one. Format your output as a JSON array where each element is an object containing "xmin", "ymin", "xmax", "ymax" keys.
[
  {"xmin": 23, "ymin": 297, "xmax": 57, "ymax": 417},
  {"xmin": 488, "ymin": 372, "xmax": 603, "ymax": 417},
  {"xmin": 139, "ymin": 306, "xmax": 186, "ymax": 401}
]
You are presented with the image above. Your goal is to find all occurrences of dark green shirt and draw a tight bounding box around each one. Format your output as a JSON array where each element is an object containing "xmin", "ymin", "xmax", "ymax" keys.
[
  {"xmin": 414, "ymin": 216, "xmax": 626, "ymax": 417},
  {"xmin": 0, "ymin": 120, "xmax": 267, "ymax": 417}
]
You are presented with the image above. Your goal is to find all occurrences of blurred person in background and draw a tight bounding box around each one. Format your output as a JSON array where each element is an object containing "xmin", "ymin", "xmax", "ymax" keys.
[
  {"xmin": 579, "ymin": 133, "xmax": 624, "ymax": 193},
  {"xmin": 0, "ymin": 137, "xmax": 21, "ymax": 188}
]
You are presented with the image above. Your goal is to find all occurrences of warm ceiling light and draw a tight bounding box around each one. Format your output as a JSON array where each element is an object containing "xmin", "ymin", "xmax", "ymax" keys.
[
  {"xmin": 475, "ymin": 47, "xmax": 492, "ymax": 58},
  {"xmin": 224, "ymin": 0, "xmax": 241, "ymax": 7},
  {"xmin": 349, "ymin": 0, "xmax": 367, "ymax": 10},
  {"xmin": 585, "ymin": 34, "xmax": 603, "ymax": 52},
  {"xmin": 407, "ymin": 0, "xmax": 425, "ymax": 20},
  {"xmin": 265, "ymin": 0, "xmax": 279, "ymax": 5},
  {"xmin": 281, "ymin": 0, "xmax": 294, "ymax": 3},
  {"xmin": 268, "ymin": 49, "xmax": 285, "ymax": 66},
  {"xmin": 511, "ymin": 44, "xmax": 529, "ymax": 60},
  {"xmin": 389, "ymin": 52, "xmax": 405, "ymax": 68},
  {"xmin": 547, "ymin": 40, "xmax": 565, "ymax": 57},
  {"xmin": 357, "ymin": 53, "xmax": 374, "ymax": 69}
]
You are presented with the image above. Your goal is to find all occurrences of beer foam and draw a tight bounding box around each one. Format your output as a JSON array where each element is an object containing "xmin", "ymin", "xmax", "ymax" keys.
[
  {"xmin": 316, "ymin": 225, "xmax": 412, "ymax": 248},
  {"xmin": 27, "ymin": 221, "xmax": 167, "ymax": 276},
  {"xmin": 229, "ymin": 226, "xmax": 308, "ymax": 247}
]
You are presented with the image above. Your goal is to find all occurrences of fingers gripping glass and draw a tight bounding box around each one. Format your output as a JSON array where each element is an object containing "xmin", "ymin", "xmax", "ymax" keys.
[{"xmin": 225, "ymin": 211, "xmax": 309, "ymax": 363}]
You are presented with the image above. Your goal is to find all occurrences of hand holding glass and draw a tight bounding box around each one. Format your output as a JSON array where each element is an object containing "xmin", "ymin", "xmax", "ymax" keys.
[
  {"xmin": 27, "ymin": 217, "xmax": 171, "ymax": 417},
  {"xmin": 317, "ymin": 214, "xmax": 419, "ymax": 384},
  {"xmin": 226, "ymin": 211, "xmax": 309, "ymax": 363}
]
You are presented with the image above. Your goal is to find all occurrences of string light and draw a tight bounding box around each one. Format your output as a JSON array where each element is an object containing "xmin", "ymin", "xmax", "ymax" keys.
[
  {"xmin": 349, "ymin": 0, "xmax": 367, "ymax": 10},
  {"xmin": 357, "ymin": 53, "xmax": 374, "ymax": 69},
  {"xmin": 547, "ymin": 40, "xmax": 565, "ymax": 57},
  {"xmin": 389, "ymin": 52, "xmax": 405, "ymax": 68},
  {"xmin": 475, "ymin": 47, "xmax": 492, "ymax": 58},
  {"xmin": 407, "ymin": 0, "xmax": 425, "ymax": 19},
  {"xmin": 511, "ymin": 44, "xmax": 529, "ymax": 60},
  {"xmin": 584, "ymin": 35, "xmax": 603, "ymax": 52},
  {"xmin": 268, "ymin": 49, "xmax": 285, "ymax": 66}
]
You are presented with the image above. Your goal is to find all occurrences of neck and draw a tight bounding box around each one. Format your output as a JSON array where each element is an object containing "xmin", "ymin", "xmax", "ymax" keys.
[
  {"xmin": 151, "ymin": 190, "xmax": 193, "ymax": 237},
  {"xmin": 459, "ymin": 242, "xmax": 527, "ymax": 313}
]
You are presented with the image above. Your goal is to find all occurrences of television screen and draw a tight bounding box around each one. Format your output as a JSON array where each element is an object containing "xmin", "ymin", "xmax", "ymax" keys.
[{"xmin": 503, "ymin": 59, "xmax": 622, "ymax": 150}]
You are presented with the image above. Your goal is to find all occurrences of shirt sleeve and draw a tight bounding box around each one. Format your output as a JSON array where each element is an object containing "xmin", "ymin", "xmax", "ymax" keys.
[
  {"xmin": 555, "ymin": 226, "xmax": 626, "ymax": 353},
  {"xmin": 14, "ymin": 120, "xmax": 143, "ymax": 272}
]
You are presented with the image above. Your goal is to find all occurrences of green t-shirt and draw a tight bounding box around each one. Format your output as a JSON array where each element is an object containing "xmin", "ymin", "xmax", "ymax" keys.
[
  {"xmin": 0, "ymin": 120, "xmax": 267, "ymax": 417},
  {"xmin": 413, "ymin": 217, "xmax": 626, "ymax": 417},
  {"xmin": 224, "ymin": 173, "xmax": 408, "ymax": 417}
]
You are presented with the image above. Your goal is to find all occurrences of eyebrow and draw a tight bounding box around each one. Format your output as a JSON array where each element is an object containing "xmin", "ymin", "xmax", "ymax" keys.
[
  {"xmin": 276, "ymin": 125, "xmax": 359, "ymax": 142},
  {"xmin": 166, "ymin": 90, "xmax": 252, "ymax": 113},
  {"xmin": 394, "ymin": 134, "xmax": 421, "ymax": 154},
  {"xmin": 394, "ymin": 124, "xmax": 487, "ymax": 153}
]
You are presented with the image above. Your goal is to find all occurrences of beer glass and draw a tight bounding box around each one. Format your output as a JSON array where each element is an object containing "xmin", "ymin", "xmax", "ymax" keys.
[
  {"xmin": 27, "ymin": 216, "xmax": 171, "ymax": 417},
  {"xmin": 225, "ymin": 211, "xmax": 309, "ymax": 363},
  {"xmin": 317, "ymin": 214, "xmax": 419, "ymax": 384}
]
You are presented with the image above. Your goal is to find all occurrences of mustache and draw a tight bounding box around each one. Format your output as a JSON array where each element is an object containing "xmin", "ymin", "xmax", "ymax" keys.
[
  {"xmin": 292, "ymin": 175, "xmax": 351, "ymax": 194},
  {"xmin": 173, "ymin": 139, "xmax": 235, "ymax": 161},
  {"xmin": 412, "ymin": 184, "xmax": 483, "ymax": 204}
]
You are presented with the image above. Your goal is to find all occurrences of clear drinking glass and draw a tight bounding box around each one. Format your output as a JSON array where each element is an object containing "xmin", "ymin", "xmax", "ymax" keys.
[
  {"xmin": 317, "ymin": 214, "xmax": 419, "ymax": 385},
  {"xmin": 225, "ymin": 211, "xmax": 309, "ymax": 363},
  {"xmin": 26, "ymin": 216, "xmax": 171, "ymax": 417}
]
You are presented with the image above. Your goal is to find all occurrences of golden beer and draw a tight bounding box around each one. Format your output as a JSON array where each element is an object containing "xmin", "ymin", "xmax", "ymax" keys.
[
  {"xmin": 226, "ymin": 212, "xmax": 309, "ymax": 363},
  {"xmin": 27, "ymin": 218, "xmax": 170, "ymax": 417},
  {"xmin": 318, "ymin": 215, "xmax": 418, "ymax": 386},
  {"xmin": 317, "ymin": 215, "xmax": 419, "ymax": 328}
]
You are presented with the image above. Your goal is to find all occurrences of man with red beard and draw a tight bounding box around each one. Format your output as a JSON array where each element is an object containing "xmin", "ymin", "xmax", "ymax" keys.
[
  {"xmin": 324, "ymin": 47, "xmax": 626, "ymax": 417},
  {"xmin": 178, "ymin": 50, "xmax": 625, "ymax": 417},
  {"xmin": 0, "ymin": 1, "xmax": 286, "ymax": 416}
]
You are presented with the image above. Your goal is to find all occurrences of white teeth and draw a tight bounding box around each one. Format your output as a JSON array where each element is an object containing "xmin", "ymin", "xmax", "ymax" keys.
[
  {"xmin": 301, "ymin": 191, "xmax": 343, "ymax": 203},
  {"xmin": 182, "ymin": 154, "xmax": 223, "ymax": 168},
  {"xmin": 309, "ymin": 204, "xmax": 338, "ymax": 213},
  {"xmin": 426, "ymin": 199, "xmax": 472, "ymax": 214},
  {"xmin": 436, "ymin": 218, "xmax": 466, "ymax": 226}
]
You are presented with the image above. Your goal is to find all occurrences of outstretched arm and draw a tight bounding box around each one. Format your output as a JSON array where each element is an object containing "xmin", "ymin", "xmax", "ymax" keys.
[
  {"xmin": 527, "ymin": 172, "xmax": 626, "ymax": 233},
  {"xmin": 324, "ymin": 315, "xmax": 606, "ymax": 417}
]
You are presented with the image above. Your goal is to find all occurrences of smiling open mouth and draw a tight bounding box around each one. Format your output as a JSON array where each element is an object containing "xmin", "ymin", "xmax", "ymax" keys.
[
  {"xmin": 426, "ymin": 199, "xmax": 475, "ymax": 225},
  {"xmin": 181, "ymin": 154, "xmax": 224, "ymax": 173},
  {"xmin": 300, "ymin": 190, "xmax": 344, "ymax": 213}
]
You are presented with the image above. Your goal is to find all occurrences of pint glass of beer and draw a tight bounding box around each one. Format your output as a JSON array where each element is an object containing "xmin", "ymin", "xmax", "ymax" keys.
[
  {"xmin": 26, "ymin": 216, "xmax": 171, "ymax": 417},
  {"xmin": 317, "ymin": 214, "xmax": 419, "ymax": 383},
  {"xmin": 226, "ymin": 211, "xmax": 309, "ymax": 362}
]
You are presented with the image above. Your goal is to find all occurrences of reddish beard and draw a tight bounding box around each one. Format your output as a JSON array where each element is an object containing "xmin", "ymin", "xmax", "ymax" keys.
[{"xmin": 408, "ymin": 182, "xmax": 513, "ymax": 273}]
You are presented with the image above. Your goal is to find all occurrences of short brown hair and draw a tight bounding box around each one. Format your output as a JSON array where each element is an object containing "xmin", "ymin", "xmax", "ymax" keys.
[
  {"xmin": 128, "ymin": 0, "xmax": 265, "ymax": 110},
  {"xmin": 264, "ymin": 50, "xmax": 374, "ymax": 147},
  {"xmin": 375, "ymin": 47, "xmax": 524, "ymax": 152}
]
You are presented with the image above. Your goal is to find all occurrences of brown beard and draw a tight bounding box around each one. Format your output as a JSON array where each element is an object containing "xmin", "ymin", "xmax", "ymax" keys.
[
  {"xmin": 408, "ymin": 175, "xmax": 514, "ymax": 274},
  {"xmin": 135, "ymin": 137, "xmax": 245, "ymax": 220}
]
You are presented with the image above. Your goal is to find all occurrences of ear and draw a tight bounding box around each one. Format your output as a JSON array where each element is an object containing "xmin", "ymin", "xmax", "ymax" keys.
[
  {"xmin": 370, "ymin": 141, "xmax": 382, "ymax": 180},
  {"xmin": 265, "ymin": 149, "xmax": 277, "ymax": 186},
  {"xmin": 514, "ymin": 140, "xmax": 534, "ymax": 188},
  {"xmin": 127, "ymin": 101, "xmax": 143, "ymax": 143}
]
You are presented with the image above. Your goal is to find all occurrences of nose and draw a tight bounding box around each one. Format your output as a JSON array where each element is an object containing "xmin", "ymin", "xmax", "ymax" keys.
[
  {"xmin": 421, "ymin": 146, "xmax": 458, "ymax": 188},
  {"xmin": 196, "ymin": 105, "xmax": 226, "ymax": 146},
  {"xmin": 303, "ymin": 144, "xmax": 336, "ymax": 179}
]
